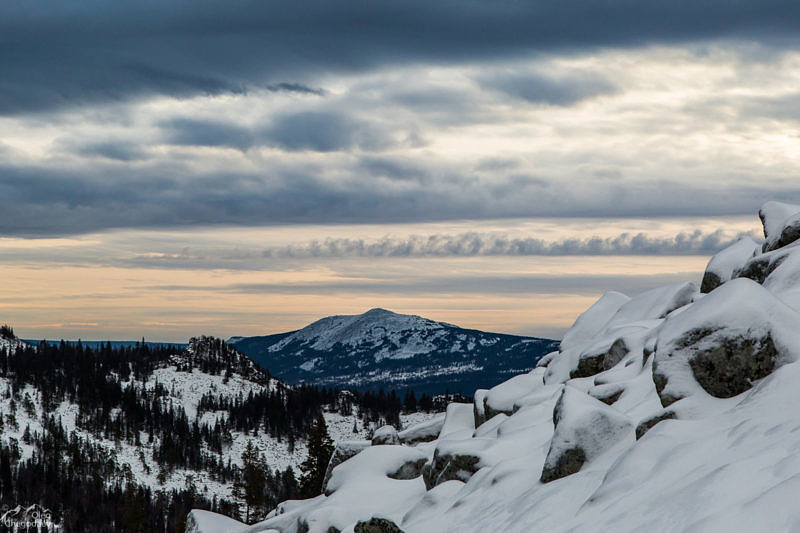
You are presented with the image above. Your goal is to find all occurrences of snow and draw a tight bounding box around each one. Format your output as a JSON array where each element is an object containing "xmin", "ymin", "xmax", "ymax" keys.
[
  {"xmin": 701, "ymin": 236, "xmax": 760, "ymax": 292},
  {"xmin": 186, "ymin": 510, "xmax": 247, "ymax": 533},
  {"xmin": 558, "ymin": 291, "xmax": 629, "ymax": 353},
  {"xmin": 398, "ymin": 413, "xmax": 445, "ymax": 444},
  {"xmin": 196, "ymin": 203, "xmax": 800, "ymax": 533},
  {"xmin": 268, "ymin": 308, "xmax": 450, "ymax": 360},
  {"xmin": 759, "ymin": 200, "xmax": 800, "ymax": 251}
]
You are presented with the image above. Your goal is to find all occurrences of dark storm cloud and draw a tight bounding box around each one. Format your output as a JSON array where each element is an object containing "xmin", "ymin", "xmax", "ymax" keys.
[{"xmin": 2, "ymin": 0, "xmax": 800, "ymax": 115}]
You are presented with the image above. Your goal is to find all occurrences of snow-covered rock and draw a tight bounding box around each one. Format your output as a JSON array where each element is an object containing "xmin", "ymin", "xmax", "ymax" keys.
[
  {"xmin": 760, "ymin": 201, "xmax": 800, "ymax": 252},
  {"xmin": 398, "ymin": 413, "xmax": 445, "ymax": 445},
  {"xmin": 323, "ymin": 440, "xmax": 372, "ymax": 492},
  {"xmin": 541, "ymin": 386, "xmax": 634, "ymax": 482},
  {"xmin": 186, "ymin": 510, "xmax": 247, "ymax": 533},
  {"xmin": 372, "ymin": 425, "xmax": 400, "ymax": 446},
  {"xmin": 700, "ymin": 236, "xmax": 759, "ymax": 292},
  {"xmin": 652, "ymin": 278, "xmax": 800, "ymax": 406}
]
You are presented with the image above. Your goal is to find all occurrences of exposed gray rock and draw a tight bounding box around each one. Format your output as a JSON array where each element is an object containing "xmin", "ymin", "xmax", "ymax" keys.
[
  {"xmin": 570, "ymin": 337, "xmax": 630, "ymax": 379},
  {"xmin": 387, "ymin": 457, "xmax": 427, "ymax": 481},
  {"xmin": 636, "ymin": 411, "xmax": 676, "ymax": 440},
  {"xmin": 688, "ymin": 332, "xmax": 777, "ymax": 398},
  {"xmin": 541, "ymin": 447, "xmax": 586, "ymax": 483},
  {"xmin": 423, "ymin": 450, "xmax": 482, "ymax": 489},
  {"xmin": 354, "ymin": 517, "xmax": 404, "ymax": 533},
  {"xmin": 737, "ymin": 252, "xmax": 787, "ymax": 284},
  {"xmin": 700, "ymin": 271, "xmax": 723, "ymax": 294},
  {"xmin": 570, "ymin": 352, "xmax": 605, "ymax": 379}
]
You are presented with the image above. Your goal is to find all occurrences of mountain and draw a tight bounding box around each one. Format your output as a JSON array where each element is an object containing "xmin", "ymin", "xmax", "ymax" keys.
[
  {"xmin": 194, "ymin": 201, "xmax": 800, "ymax": 533},
  {"xmin": 0, "ymin": 334, "xmax": 437, "ymax": 530},
  {"xmin": 229, "ymin": 308, "xmax": 559, "ymax": 395}
]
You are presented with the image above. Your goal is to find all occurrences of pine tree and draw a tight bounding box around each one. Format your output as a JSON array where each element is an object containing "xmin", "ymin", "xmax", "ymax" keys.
[
  {"xmin": 231, "ymin": 440, "xmax": 267, "ymax": 523},
  {"xmin": 298, "ymin": 413, "xmax": 334, "ymax": 498}
]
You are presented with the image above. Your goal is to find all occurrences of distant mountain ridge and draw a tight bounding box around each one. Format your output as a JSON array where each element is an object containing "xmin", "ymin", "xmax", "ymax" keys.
[{"xmin": 230, "ymin": 308, "xmax": 559, "ymax": 394}]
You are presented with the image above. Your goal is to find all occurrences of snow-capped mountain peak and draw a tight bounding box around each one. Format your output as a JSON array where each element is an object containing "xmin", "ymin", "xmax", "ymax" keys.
[{"xmin": 231, "ymin": 310, "xmax": 558, "ymax": 394}]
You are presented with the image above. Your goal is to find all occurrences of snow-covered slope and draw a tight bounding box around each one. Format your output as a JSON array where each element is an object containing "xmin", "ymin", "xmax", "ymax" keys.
[
  {"xmin": 195, "ymin": 201, "xmax": 800, "ymax": 533},
  {"xmin": 230, "ymin": 309, "xmax": 558, "ymax": 395}
]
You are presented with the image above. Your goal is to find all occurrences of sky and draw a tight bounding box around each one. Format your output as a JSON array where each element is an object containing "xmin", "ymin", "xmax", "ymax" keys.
[{"xmin": 1, "ymin": 1, "xmax": 798, "ymax": 342}]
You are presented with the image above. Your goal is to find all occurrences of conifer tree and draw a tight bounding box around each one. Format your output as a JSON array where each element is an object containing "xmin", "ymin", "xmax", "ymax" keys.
[
  {"xmin": 298, "ymin": 413, "xmax": 334, "ymax": 498},
  {"xmin": 231, "ymin": 440, "xmax": 267, "ymax": 523}
]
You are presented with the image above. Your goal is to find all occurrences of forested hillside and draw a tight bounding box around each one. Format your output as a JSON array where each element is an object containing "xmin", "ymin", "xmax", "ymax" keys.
[{"xmin": 0, "ymin": 334, "xmax": 437, "ymax": 531}]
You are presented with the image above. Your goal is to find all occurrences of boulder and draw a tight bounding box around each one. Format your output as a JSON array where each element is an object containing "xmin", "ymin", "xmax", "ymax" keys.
[
  {"xmin": 484, "ymin": 372, "xmax": 542, "ymax": 418},
  {"xmin": 652, "ymin": 278, "xmax": 799, "ymax": 406},
  {"xmin": 354, "ymin": 517, "xmax": 404, "ymax": 533},
  {"xmin": 700, "ymin": 236, "xmax": 760, "ymax": 292},
  {"xmin": 398, "ymin": 413, "xmax": 445, "ymax": 445},
  {"xmin": 423, "ymin": 449, "xmax": 482, "ymax": 490},
  {"xmin": 439, "ymin": 403, "xmax": 475, "ymax": 439},
  {"xmin": 540, "ymin": 386, "xmax": 633, "ymax": 483},
  {"xmin": 759, "ymin": 201, "xmax": 800, "ymax": 252},
  {"xmin": 185, "ymin": 510, "xmax": 246, "ymax": 533},
  {"xmin": 373, "ymin": 425, "xmax": 400, "ymax": 446},
  {"xmin": 322, "ymin": 440, "xmax": 371, "ymax": 492}
]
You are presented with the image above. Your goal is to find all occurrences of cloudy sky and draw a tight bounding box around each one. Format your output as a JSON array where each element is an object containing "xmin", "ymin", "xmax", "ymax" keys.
[{"xmin": 1, "ymin": 1, "xmax": 797, "ymax": 341}]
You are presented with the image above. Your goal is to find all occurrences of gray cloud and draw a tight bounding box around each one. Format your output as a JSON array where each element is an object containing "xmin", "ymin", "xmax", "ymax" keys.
[
  {"xmin": 0, "ymin": 155, "xmax": 796, "ymax": 236},
  {"xmin": 63, "ymin": 140, "xmax": 149, "ymax": 162},
  {"xmin": 160, "ymin": 112, "xmax": 401, "ymax": 152},
  {"xmin": 161, "ymin": 119, "xmax": 255, "ymax": 151},
  {"xmin": 261, "ymin": 111, "xmax": 395, "ymax": 152},
  {"xmin": 480, "ymin": 70, "xmax": 616, "ymax": 106},
  {"xmin": 2, "ymin": 1, "xmax": 800, "ymax": 115},
  {"xmin": 264, "ymin": 230, "xmax": 758, "ymax": 259},
  {"xmin": 266, "ymin": 82, "xmax": 326, "ymax": 96}
]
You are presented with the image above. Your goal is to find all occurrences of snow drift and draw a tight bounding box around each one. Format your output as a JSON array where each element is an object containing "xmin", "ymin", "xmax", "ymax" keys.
[{"xmin": 192, "ymin": 201, "xmax": 800, "ymax": 533}]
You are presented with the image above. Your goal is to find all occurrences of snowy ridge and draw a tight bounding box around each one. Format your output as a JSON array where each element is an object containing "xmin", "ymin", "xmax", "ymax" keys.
[
  {"xmin": 231, "ymin": 310, "xmax": 558, "ymax": 394},
  {"xmin": 196, "ymin": 201, "xmax": 800, "ymax": 533}
]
